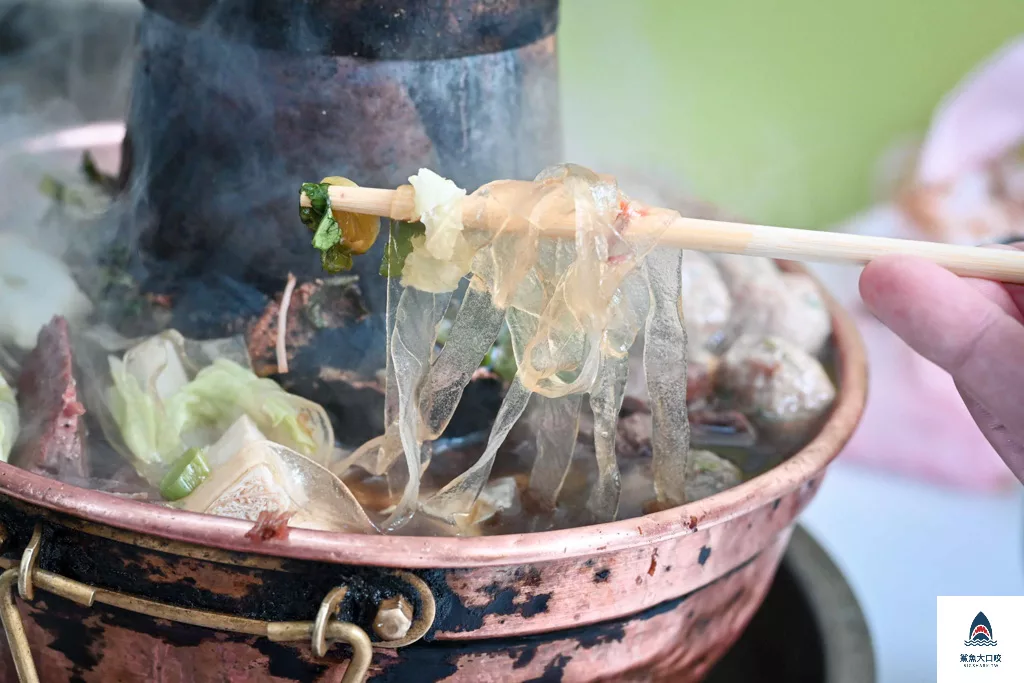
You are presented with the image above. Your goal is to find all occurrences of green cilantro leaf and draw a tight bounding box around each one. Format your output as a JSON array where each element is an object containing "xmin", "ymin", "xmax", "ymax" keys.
[
  {"xmin": 301, "ymin": 182, "xmax": 354, "ymax": 274},
  {"xmin": 379, "ymin": 219, "xmax": 426, "ymax": 278}
]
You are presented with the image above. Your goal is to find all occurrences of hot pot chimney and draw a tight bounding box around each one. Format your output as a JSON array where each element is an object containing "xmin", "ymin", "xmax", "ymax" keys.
[
  {"xmin": 117, "ymin": 0, "xmax": 563, "ymax": 438},
  {"xmin": 121, "ymin": 0, "xmax": 561, "ymax": 315}
]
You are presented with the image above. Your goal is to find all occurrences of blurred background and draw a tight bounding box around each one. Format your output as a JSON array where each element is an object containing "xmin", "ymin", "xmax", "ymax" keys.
[
  {"xmin": 560, "ymin": 0, "xmax": 1024, "ymax": 229},
  {"xmin": 2, "ymin": 2, "xmax": 1023, "ymax": 682},
  {"xmin": 568, "ymin": 4, "xmax": 1024, "ymax": 682},
  {"xmin": 569, "ymin": 5, "xmax": 1024, "ymax": 682}
]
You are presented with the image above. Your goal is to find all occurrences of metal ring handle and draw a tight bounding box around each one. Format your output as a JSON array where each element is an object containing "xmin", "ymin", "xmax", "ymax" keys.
[
  {"xmin": 0, "ymin": 568, "xmax": 35, "ymax": 683},
  {"xmin": 312, "ymin": 586, "xmax": 350, "ymax": 657},
  {"xmin": 16, "ymin": 524, "xmax": 41, "ymax": 601},
  {"xmin": 0, "ymin": 522, "xmax": 447, "ymax": 683}
]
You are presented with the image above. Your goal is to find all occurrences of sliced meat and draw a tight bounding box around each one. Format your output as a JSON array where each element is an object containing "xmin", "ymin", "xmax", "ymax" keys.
[
  {"xmin": 616, "ymin": 412, "xmax": 653, "ymax": 459},
  {"xmin": 615, "ymin": 406, "xmax": 756, "ymax": 455},
  {"xmin": 686, "ymin": 351, "xmax": 720, "ymax": 407},
  {"xmin": 11, "ymin": 316, "xmax": 89, "ymax": 479},
  {"xmin": 689, "ymin": 408, "xmax": 757, "ymax": 449}
]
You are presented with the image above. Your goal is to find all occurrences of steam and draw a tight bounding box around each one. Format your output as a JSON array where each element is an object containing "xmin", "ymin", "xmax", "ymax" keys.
[
  {"xmin": 0, "ymin": 2, "xmax": 137, "ymax": 347},
  {"xmin": 0, "ymin": 1, "xmax": 136, "ymax": 119},
  {"xmin": 0, "ymin": 0, "xmax": 569, "ymax": 530}
]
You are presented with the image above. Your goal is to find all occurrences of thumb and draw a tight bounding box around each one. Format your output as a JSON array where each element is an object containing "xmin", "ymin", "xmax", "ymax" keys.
[{"xmin": 859, "ymin": 254, "xmax": 1024, "ymax": 437}]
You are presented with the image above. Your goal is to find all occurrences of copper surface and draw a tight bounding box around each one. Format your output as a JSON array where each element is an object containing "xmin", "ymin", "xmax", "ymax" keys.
[
  {"xmin": 388, "ymin": 533, "xmax": 791, "ymax": 682},
  {"xmin": 0, "ymin": 532, "xmax": 790, "ymax": 682},
  {"xmin": 0, "ymin": 531, "xmax": 381, "ymax": 683}
]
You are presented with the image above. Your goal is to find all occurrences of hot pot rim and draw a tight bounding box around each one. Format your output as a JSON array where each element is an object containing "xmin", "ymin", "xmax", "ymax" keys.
[{"xmin": 0, "ymin": 197, "xmax": 868, "ymax": 569}]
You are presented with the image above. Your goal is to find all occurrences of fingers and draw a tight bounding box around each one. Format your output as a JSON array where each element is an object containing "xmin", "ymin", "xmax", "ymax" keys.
[
  {"xmin": 963, "ymin": 277, "xmax": 1024, "ymax": 323},
  {"xmin": 985, "ymin": 242, "xmax": 1024, "ymax": 315},
  {"xmin": 949, "ymin": 243, "xmax": 1024, "ymax": 322},
  {"xmin": 956, "ymin": 382, "xmax": 1024, "ymax": 482},
  {"xmin": 859, "ymin": 255, "xmax": 1023, "ymax": 370},
  {"xmin": 859, "ymin": 255, "xmax": 1024, "ymax": 458}
]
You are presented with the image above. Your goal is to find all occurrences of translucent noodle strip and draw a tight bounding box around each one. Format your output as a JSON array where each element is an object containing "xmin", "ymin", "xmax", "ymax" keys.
[
  {"xmin": 513, "ymin": 180, "xmax": 608, "ymax": 397},
  {"xmin": 381, "ymin": 286, "xmax": 454, "ymax": 531},
  {"xmin": 418, "ymin": 279, "xmax": 506, "ymax": 439},
  {"xmin": 346, "ymin": 270, "xmax": 404, "ymax": 476},
  {"xmin": 421, "ymin": 377, "xmax": 532, "ymax": 524},
  {"xmin": 525, "ymin": 393, "xmax": 583, "ymax": 510},
  {"xmin": 585, "ymin": 271, "xmax": 648, "ymax": 520},
  {"xmin": 585, "ymin": 351, "xmax": 629, "ymax": 521},
  {"xmin": 643, "ymin": 247, "xmax": 691, "ymax": 506}
]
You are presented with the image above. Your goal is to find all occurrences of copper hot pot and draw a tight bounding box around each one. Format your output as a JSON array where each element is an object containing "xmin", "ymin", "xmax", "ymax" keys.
[
  {"xmin": 0, "ymin": 0, "xmax": 867, "ymax": 678},
  {"xmin": 0, "ymin": 259, "xmax": 867, "ymax": 683}
]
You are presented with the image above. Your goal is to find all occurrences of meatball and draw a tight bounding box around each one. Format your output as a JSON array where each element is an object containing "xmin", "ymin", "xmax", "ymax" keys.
[
  {"xmin": 636, "ymin": 449, "xmax": 744, "ymax": 512},
  {"xmin": 718, "ymin": 334, "xmax": 835, "ymax": 438},
  {"xmin": 685, "ymin": 450, "xmax": 743, "ymax": 502},
  {"xmin": 680, "ymin": 251, "xmax": 732, "ymax": 350},
  {"xmin": 776, "ymin": 272, "xmax": 831, "ymax": 357},
  {"xmin": 711, "ymin": 254, "xmax": 832, "ymax": 356}
]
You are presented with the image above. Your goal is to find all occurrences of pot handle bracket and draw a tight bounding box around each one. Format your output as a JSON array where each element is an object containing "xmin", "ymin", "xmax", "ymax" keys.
[{"xmin": 0, "ymin": 522, "xmax": 437, "ymax": 683}]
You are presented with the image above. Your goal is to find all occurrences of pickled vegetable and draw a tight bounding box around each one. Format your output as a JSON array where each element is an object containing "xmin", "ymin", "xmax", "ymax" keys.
[{"xmin": 300, "ymin": 176, "xmax": 381, "ymax": 274}]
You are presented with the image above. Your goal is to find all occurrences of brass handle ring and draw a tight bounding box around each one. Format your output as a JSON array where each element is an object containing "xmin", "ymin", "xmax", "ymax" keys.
[{"xmin": 0, "ymin": 523, "xmax": 437, "ymax": 682}]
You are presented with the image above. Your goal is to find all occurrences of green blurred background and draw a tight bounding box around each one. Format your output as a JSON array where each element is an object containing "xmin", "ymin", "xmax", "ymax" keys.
[{"xmin": 558, "ymin": 0, "xmax": 1024, "ymax": 229}]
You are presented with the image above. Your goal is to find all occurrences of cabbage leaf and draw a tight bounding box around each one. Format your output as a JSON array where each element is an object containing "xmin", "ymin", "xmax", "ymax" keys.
[
  {"xmin": 0, "ymin": 376, "xmax": 18, "ymax": 462},
  {"xmin": 107, "ymin": 339, "xmax": 333, "ymax": 483}
]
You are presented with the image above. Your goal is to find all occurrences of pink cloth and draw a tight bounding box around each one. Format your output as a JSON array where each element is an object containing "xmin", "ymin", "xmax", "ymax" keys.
[
  {"xmin": 916, "ymin": 38, "xmax": 1024, "ymax": 186},
  {"xmin": 814, "ymin": 37, "xmax": 1024, "ymax": 491}
]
